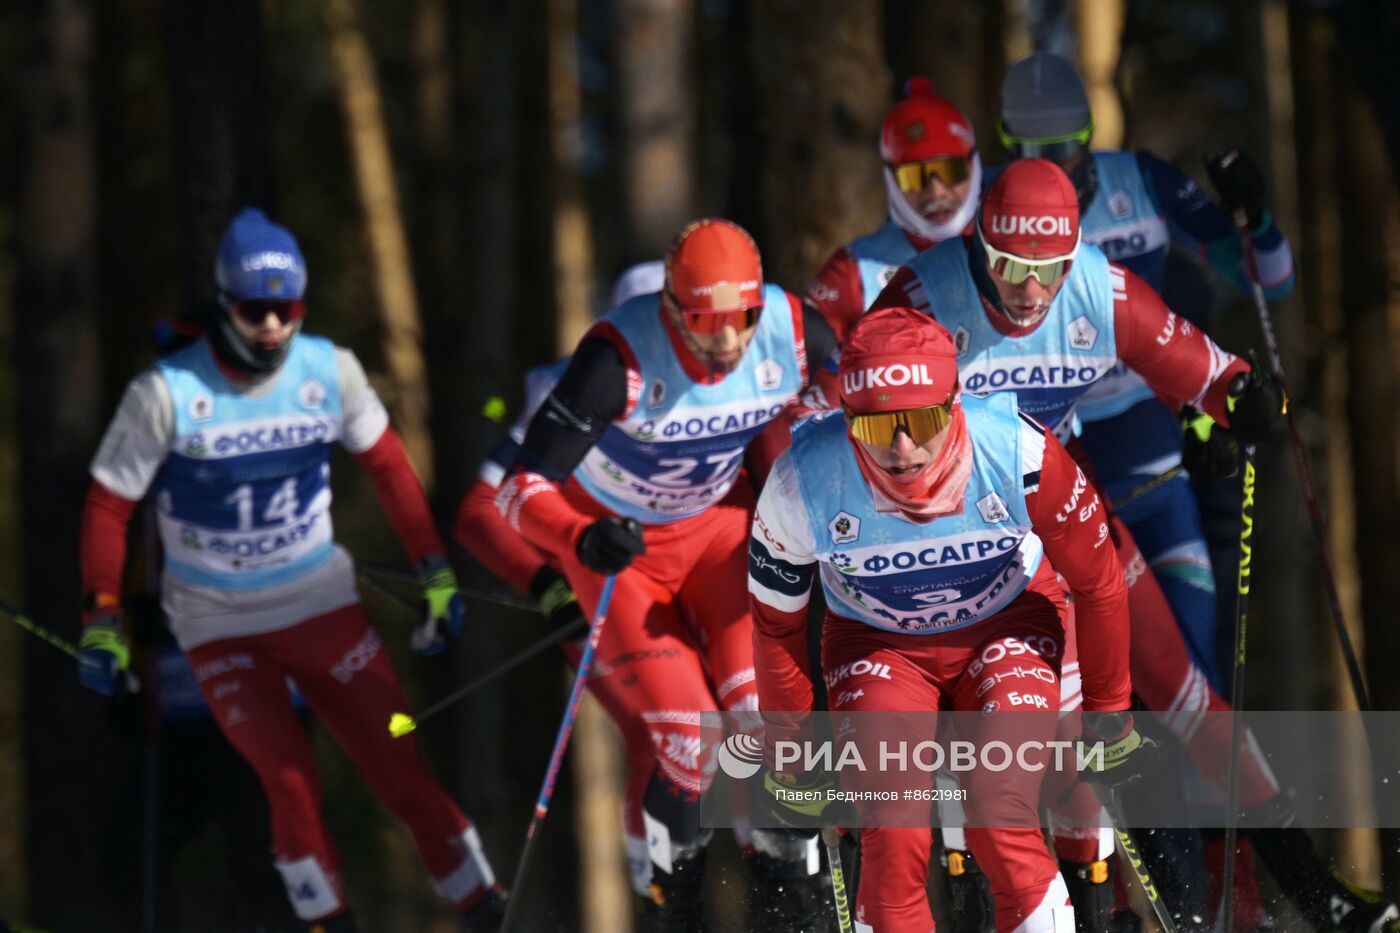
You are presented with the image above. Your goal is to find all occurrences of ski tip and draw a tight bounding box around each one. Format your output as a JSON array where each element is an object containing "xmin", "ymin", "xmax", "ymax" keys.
[{"xmin": 388, "ymin": 712, "xmax": 417, "ymax": 738}]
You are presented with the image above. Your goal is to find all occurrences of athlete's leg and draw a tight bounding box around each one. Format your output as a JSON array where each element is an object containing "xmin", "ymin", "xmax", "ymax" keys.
[
  {"xmin": 268, "ymin": 605, "xmax": 498, "ymax": 912},
  {"xmin": 950, "ymin": 584, "xmax": 1074, "ymax": 933},
  {"xmin": 823, "ymin": 616, "xmax": 942, "ymax": 932},
  {"xmin": 187, "ymin": 634, "xmax": 347, "ymax": 923},
  {"xmin": 1109, "ymin": 473, "xmax": 1221, "ymax": 693}
]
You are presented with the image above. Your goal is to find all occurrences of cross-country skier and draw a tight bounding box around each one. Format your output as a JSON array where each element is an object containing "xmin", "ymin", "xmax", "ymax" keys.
[
  {"xmin": 993, "ymin": 53, "xmax": 1400, "ymax": 933},
  {"xmin": 874, "ymin": 159, "xmax": 1399, "ymax": 933},
  {"xmin": 806, "ymin": 77, "xmax": 981, "ymax": 342},
  {"xmin": 493, "ymin": 219, "xmax": 841, "ymax": 931},
  {"xmin": 749, "ymin": 306, "xmax": 1155, "ymax": 931},
  {"xmin": 78, "ymin": 208, "xmax": 505, "ymax": 933}
]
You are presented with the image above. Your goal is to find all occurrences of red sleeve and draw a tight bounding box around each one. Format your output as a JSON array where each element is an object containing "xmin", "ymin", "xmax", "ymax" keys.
[
  {"xmin": 495, "ymin": 471, "xmax": 592, "ymax": 559},
  {"xmin": 351, "ymin": 427, "xmax": 445, "ymax": 565},
  {"xmin": 786, "ymin": 289, "xmax": 810, "ymax": 387},
  {"xmin": 751, "ymin": 597, "xmax": 814, "ymax": 718},
  {"xmin": 1111, "ymin": 264, "xmax": 1248, "ymax": 423},
  {"xmin": 80, "ymin": 480, "xmax": 140, "ymax": 613},
  {"xmin": 867, "ymin": 264, "xmax": 926, "ymax": 314},
  {"xmin": 1026, "ymin": 431, "xmax": 1132, "ymax": 712},
  {"xmin": 806, "ymin": 247, "xmax": 867, "ymax": 343},
  {"xmin": 454, "ymin": 477, "xmax": 555, "ymax": 592}
]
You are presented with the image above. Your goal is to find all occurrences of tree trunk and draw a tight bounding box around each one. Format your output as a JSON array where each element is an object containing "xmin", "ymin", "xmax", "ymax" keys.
[
  {"xmin": 166, "ymin": 0, "xmax": 275, "ymax": 325},
  {"xmin": 323, "ymin": 0, "xmax": 435, "ymax": 487},
  {"xmin": 1339, "ymin": 49, "xmax": 1400, "ymax": 896},
  {"xmin": 750, "ymin": 0, "xmax": 889, "ymax": 291},
  {"xmin": 616, "ymin": 0, "xmax": 697, "ymax": 260},
  {"xmin": 1071, "ymin": 0, "xmax": 1125, "ymax": 149},
  {"xmin": 16, "ymin": 0, "xmax": 140, "ymax": 927}
]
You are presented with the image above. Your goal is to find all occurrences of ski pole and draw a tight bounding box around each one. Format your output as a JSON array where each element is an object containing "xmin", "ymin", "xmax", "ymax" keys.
[
  {"xmin": 499, "ymin": 575, "xmax": 618, "ymax": 933},
  {"xmin": 355, "ymin": 559, "xmax": 540, "ymax": 612},
  {"xmin": 0, "ymin": 598, "xmax": 80, "ymax": 658},
  {"xmin": 0, "ymin": 599, "xmax": 141, "ymax": 693},
  {"xmin": 386, "ymin": 615, "xmax": 588, "ymax": 738},
  {"xmin": 1229, "ymin": 200, "xmax": 1371, "ymax": 714},
  {"xmin": 1088, "ymin": 783, "xmax": 1180, "ymax": 933},
  {"xmin": 821, "ymin": 828, "xmax": 854, "ymax": 933},
  {"xmin": 1110, "ymin": 465, "xmax": 1184, "ymax": 512},
  {"xmin": 1221, "ymin": 443, "xmax": 1258, "ymax": 933}
]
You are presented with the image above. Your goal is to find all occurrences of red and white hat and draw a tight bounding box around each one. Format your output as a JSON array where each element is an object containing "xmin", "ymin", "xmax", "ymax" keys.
[
  {"xmin": 839, "ymin": 307, "xmax": 959, "ymax": 414},
  {"xmin": 881, "ymin": 77, "xmax": 976, "ymax": 165},
  {"xmin": 664, "ymin": 219, "xmax": 763, "ymax": 311},
  {"xmin": 979, "ymin": 158, "xmax": 1080, "ymax": 259}
]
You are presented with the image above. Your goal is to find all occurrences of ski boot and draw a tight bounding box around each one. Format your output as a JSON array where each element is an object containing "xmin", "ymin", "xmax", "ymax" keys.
[
  {"xmin": 1251, "ymin": 827, "xmax": 1399, "ymax": 932},
  {"xmin": 944, "ymin": 849, "xmax": 995, "ymax": 933},
  {"xmin": 461, "ymin": 884, "xmax": 508, "ymax": 933},
  {"xmin": 1322, "ymin": 873, "xmax": 1400, "ymax": 933},
  {"xmin": 644, "ymin": 849, "xmax": 708, "ymax": 933},
  {"xmin": 1061, "ymin": 858, "xmax": 1113, "ymax": 933},
  {"xmin": 747, "ymin": 829, "xmax": 837, "ymax": 932}
]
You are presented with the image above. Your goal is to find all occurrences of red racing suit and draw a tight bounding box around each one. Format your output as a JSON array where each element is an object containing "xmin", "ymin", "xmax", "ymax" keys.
[
  {"xmin": 494, "ymin": 291, "xmax": 839, "ymax": 882},
  {"xmin": 749, "ymin": 407, "xmax": 1131, "ymax": 933},
  {"xmin": 81, "ymin": 340, "xmax": 496, "ymax": 922}
]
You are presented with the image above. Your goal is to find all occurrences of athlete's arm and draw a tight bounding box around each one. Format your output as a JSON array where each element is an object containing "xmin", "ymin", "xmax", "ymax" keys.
[
  {"xmin": 748, "ymin": 452, "xmax": 821, "ymax": 726},
  {"xmin": 867, "ymin": 264, "xmax": 925, "ymax": 314},
  {"xmin": 1024, "ymin": 420, "xmax": 1131, "ymax": 712},
  {"xmin": 1139, "ymin": 151, "xmax": 1295, "ymax": 299},
  {"xmin": 496, "ymin": 330, "xmax": 633, "ymax": 555},
  {"xmin": 338, "ymin": 349, "xmax": 444, "ymax": 566},
  {"xmin": 1112, "ymin": 264, "xmax": 1250, "ymax": 425},
  {"xmin": 806, "ymin": 246, "xmax": 867, "ymax": 343},
  {"xmin": 456, "ymin": 472, "xmax": 555, "ymax": 592},
  {"xmin": 82, "ymin": 372, "xmax": 175, "ymax": 606}
]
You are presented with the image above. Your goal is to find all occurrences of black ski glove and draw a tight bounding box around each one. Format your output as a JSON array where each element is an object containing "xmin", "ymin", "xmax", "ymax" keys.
[
  {"xmin": 575, "ymin": 516, "xmax": 645, "ymax": 575},
  {"xmin": 1225, "ymin": 362, "xmax": 1287, "ymax": 442},
  {"xmin": 1182, "ymin": 412, "xmax": 1239, "ymax": 481},
  {"xmin": 1204, "ymin": 148, "xmax": 1267, "ymax": 229},
  {"xmin": 1080, "ymin": 712, "xmax": 1162, "ymax": 790},
  {"xmin": 529, "ymin": 566, "xmax": 586, "ymax": 632}
]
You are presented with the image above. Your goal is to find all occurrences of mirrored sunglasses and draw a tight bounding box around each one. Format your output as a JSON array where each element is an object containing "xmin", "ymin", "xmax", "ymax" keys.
[
  {"xmin": 847, "ymin": 401, "xmax": 954, "ymax": 448},
  {"xmin": 889, "ymin": 156, "xmax": 973, "ymax": 194},
  {"xmin": 679, "ymin": 305, "xmax": 762, "ymax": 336},
  {"xmin": 230, "ymin": 299, "xmax": 306, "ymax": 326},
  {"xmin": 982, "ymin": 236, "xmax": 1079, "ymax": 288}
]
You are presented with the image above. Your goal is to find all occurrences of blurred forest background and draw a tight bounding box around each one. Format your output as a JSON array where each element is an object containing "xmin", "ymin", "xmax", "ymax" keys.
[{"xmin": 0, "ymin": 0, "xmax": 1397, "ymax": 930}]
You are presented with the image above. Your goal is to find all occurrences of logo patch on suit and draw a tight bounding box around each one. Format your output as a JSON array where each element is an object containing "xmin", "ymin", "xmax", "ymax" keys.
[
  {"xmin": 755, "ymin": 359, "xmax": 784, "ymax": 392},
  {"xmin": 1108, "ymin": 190, "xmax": 1133, "ymax": 219},
  {"xmin": 188, "ymin": 393, "xmax": 215, "ymax": 422},
  {"xmin": 1067, "ymin": 316, "xmax": 1098, "ymax": 351},
  {"xmin": 953, "ymin": 324, "xmax": 971, "ymax": 357},
  {"xmin": 828, "ymin": 511, "xmax": 861, "ymax": 545},
  {"xmin": 976, "ymin": 492, "xmax": 1010, "ymax": 524},
  {"xmin": 298, "ymin": 380, "xmax": 327, "ymax": 409}
]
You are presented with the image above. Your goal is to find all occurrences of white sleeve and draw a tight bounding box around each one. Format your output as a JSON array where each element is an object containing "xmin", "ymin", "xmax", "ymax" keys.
[
  {"xmin": 748, "ymin": 451, "xmax": 819, "ymax": 612},
  {"xmin": 336, "ymin": 348, "xmax": 391, "ymax": 454},
  {"xmin": 90, "ymin": 371, "xmax": 175, "ymax": 500}
]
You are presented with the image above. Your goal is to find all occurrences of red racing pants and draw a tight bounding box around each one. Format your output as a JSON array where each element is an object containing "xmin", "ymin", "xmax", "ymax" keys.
[
  {"xmin": 824, "ymin": 564, "xmax": 1075, "ymax": 933},
  {"xmin": 555, "ymin": 481, "xmax": 761, "ymax": 885},
  {"xmin": 187, "ymin": 603, "xmax": 495, "ymax": 921}
]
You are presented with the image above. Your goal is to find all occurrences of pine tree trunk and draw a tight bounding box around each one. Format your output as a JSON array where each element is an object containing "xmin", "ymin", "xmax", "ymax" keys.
[
  {"xmin": 324, "ymin": 0, "xmax": 435, "ymax": 487},
  {"xmin": 16, "ymin": 0, "xmax": 140, "ymax": 926},
  {"xmin": 750, "ymin": 0, "xmax": 889, "ymax": 291},
  {"xmin": 616, "ymin": 0, "xmax": 697, "ymax": 260}
]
